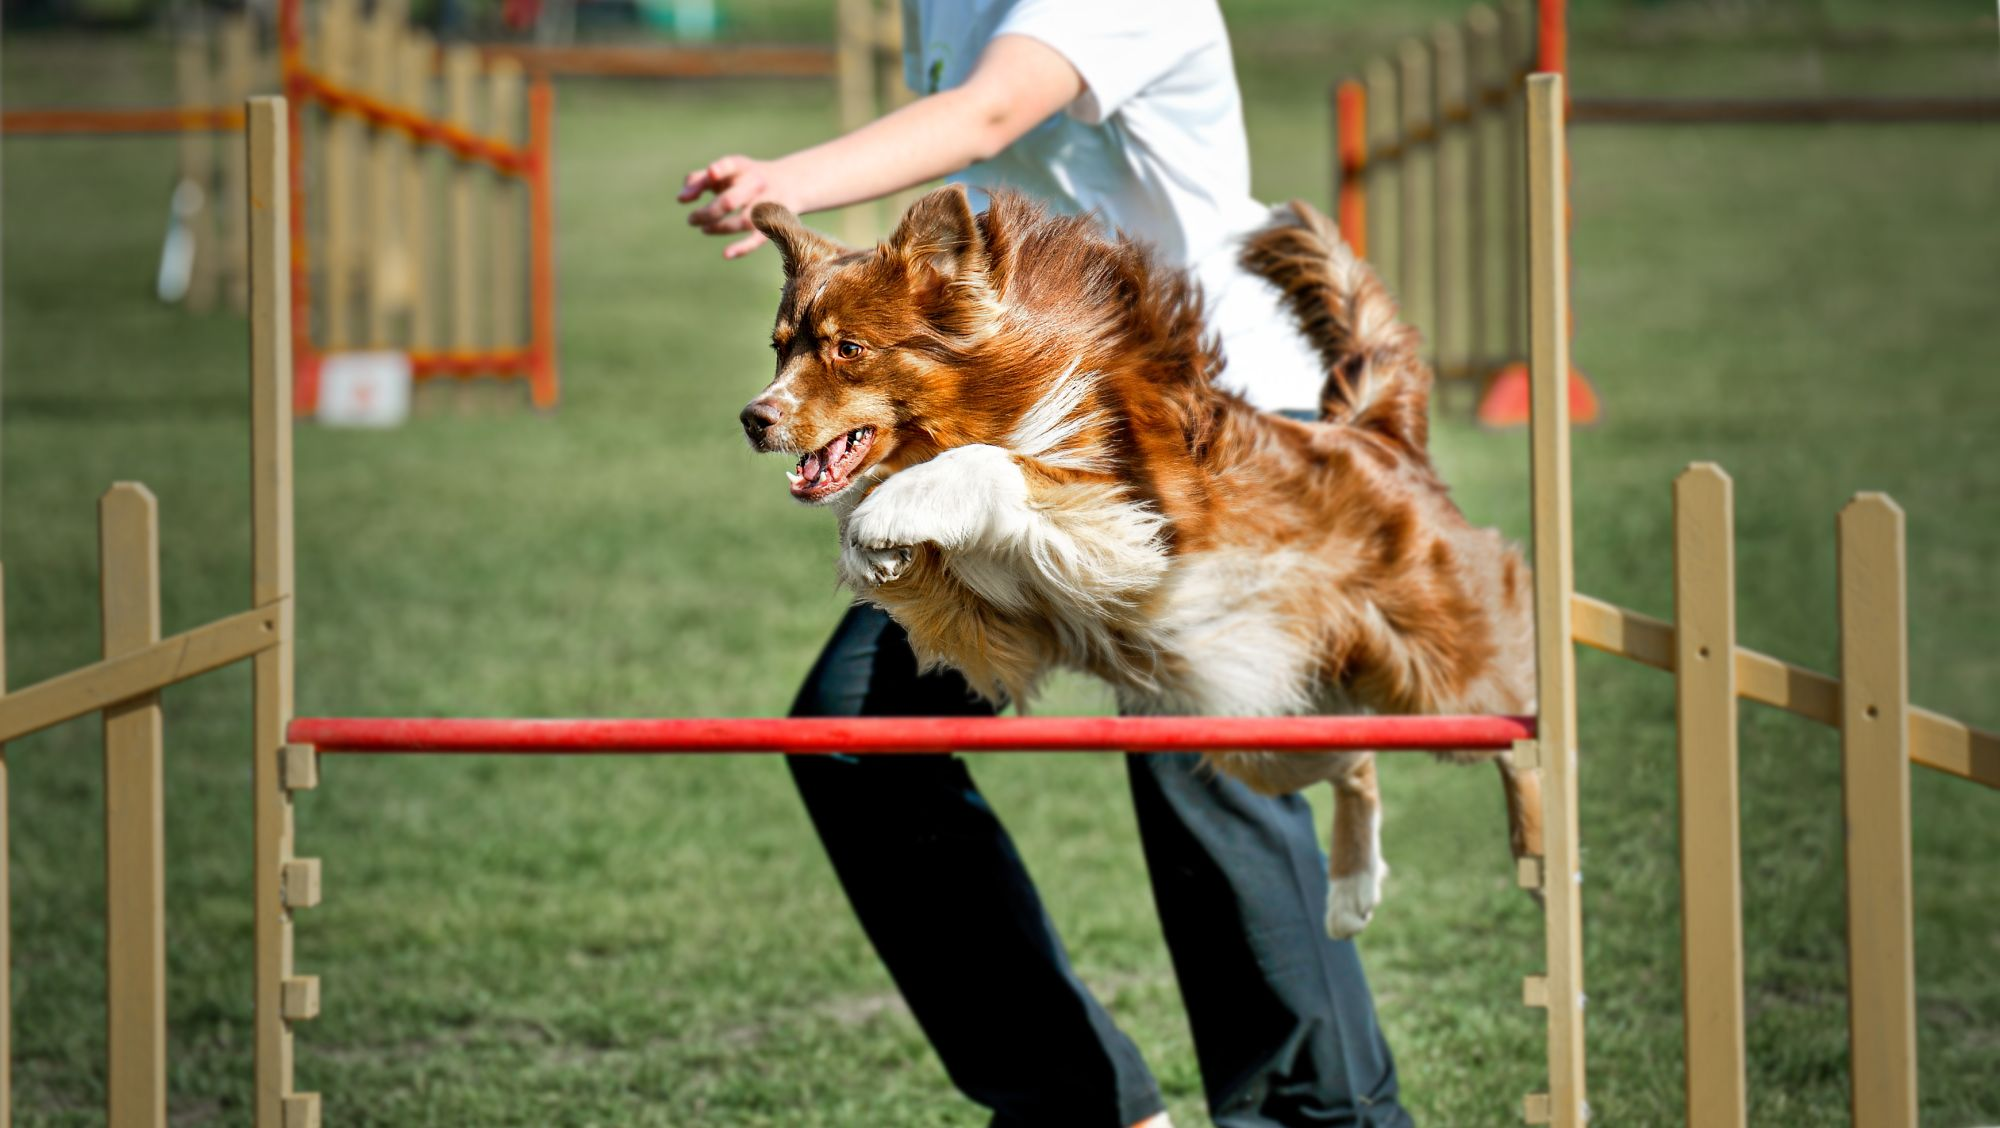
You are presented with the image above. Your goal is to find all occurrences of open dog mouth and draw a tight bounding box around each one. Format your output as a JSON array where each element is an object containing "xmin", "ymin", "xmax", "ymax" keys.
[{"xmin": 787, "ymin": 426, "xmax": 876, "ymax": 503}]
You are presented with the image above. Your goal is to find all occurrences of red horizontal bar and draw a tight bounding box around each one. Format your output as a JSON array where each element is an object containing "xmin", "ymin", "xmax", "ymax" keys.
[
  {"xmin": 289, "ymin": 715, "xmax": 1536, "ymax": 755},
  {"xmin": 288, "ymin": 70, "xmax": 534, "ymax": 177},
  {"xmin": 409, "ymin": 348, "xmax": 537, "ymax": 377}
]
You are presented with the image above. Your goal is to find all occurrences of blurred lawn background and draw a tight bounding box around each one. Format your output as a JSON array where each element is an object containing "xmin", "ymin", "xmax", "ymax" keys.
[{"xmin": 3, "ymin": 0, "xmax": 1998, "ymax": 1123}]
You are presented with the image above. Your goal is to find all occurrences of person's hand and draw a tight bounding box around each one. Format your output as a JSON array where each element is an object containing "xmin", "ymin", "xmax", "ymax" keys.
[{"xmin": 679, "ymin": 155, "xmax": 796, "ymax": 259}]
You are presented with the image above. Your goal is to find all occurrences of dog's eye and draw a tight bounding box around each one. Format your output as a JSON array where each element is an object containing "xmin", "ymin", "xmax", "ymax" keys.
[{"xmin": 836, "ymin": 341, "xmax": 864, "ymax": 360}]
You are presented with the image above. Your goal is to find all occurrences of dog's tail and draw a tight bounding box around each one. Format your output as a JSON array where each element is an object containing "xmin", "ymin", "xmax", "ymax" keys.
[{"xmin": 1238, "ymin": 199, "xmax": 1430, "ymax": 452}]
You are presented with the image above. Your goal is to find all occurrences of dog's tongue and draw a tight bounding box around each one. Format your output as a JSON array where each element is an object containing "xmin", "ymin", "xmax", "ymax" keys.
[{"xmin": 799, "ymin": 450, "xmax": 823, "ymax": 483}]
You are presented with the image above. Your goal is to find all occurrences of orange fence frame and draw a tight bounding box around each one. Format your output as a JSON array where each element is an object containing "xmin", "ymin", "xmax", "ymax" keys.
[{"xmin": 278, "ymin": 0, "xmax": 558, "ymax": 414}]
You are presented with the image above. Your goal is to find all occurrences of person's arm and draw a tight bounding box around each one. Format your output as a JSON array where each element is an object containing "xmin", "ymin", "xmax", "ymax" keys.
[{"xmin": 679, "ymin": 34, "xmax": 1083, "ymax": 258}]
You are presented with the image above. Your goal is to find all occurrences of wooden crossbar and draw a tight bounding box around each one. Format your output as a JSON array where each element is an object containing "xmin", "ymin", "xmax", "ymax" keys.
[
  {"xmin": 0, "ymin": 604, "xmax": 282, "ymax": 745},
  {"xmin": 1572, "ymin": 594, "xmax": 1999, "ymax": 789}
]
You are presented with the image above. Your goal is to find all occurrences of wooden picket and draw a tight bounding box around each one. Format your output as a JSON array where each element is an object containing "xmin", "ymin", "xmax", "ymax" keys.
[
  {"xmin": 101, "ymin": 484, "xmax": 169, "ymax": 1128},
  {"xmin": 1672, "ymin": 466, "xmax": 1747, "ymax": 1128},
  {"xmin": 1838, "ymin": 497, "xmax": 1918, "ymax": 1128}
]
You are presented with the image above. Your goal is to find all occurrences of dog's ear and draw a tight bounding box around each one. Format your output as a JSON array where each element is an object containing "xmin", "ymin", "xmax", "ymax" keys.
[
  {"xmin": 887, "ymin": 185, "xmax": 988, "ymax": 283},
  {"xmin": 751, "ymin": 203, "xmax": 843, "ymax": 276}
]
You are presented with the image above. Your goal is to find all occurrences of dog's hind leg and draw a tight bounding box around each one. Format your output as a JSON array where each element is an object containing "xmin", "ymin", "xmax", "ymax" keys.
[{"xmin": 1324, "ymin": 752, "xmax": 1388, "ymax": 939}]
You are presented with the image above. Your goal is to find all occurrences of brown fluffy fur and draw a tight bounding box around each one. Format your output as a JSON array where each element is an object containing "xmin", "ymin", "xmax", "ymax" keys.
[{"xmin": 741, "ymin": 187, "xmax": 1542, "ymax": 937}]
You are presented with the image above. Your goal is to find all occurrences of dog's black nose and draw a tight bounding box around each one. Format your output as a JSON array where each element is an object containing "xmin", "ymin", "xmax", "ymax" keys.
[{"xmin": 740, "ymin": 399, "xmax": 783, "ymax": 441}]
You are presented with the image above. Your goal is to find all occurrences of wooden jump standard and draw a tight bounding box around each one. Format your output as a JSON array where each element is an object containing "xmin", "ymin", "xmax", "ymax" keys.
[{"xmin": 0, "ymin": 78, "xmax": 1994, "ymax": 1128}]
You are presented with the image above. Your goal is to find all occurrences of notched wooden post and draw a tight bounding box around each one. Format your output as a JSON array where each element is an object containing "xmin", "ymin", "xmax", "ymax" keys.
[
  {"xmin": 1838, "ymin": 493, "xmax": 1917, "ymax": 1128},
  {"xmin": 101, "ymin": 482, "xmax": 168, "ymax": 1128},
  {"xmin": 249, "ymin": 94, "xmax": 312, "ymax": 1128},
  {"xmin": 1526, "ymin": 72, "xmax": 1587, "ymax": 1128}
]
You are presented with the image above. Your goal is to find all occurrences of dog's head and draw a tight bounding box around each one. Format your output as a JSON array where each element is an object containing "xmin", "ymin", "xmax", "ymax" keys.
[{"xmin": 739, "ymin": 185, "xmax": 1016, "ymax": 505}]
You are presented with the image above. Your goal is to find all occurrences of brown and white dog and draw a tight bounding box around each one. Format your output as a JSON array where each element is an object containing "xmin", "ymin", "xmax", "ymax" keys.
[{"xmin": 739, "ymin": 185, "xmax": 1541, "ymax": 937}]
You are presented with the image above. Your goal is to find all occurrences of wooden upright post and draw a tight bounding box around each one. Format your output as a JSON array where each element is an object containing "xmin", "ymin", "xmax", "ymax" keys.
[
  {"xmin": 1524, "ymin": 72, "xmax": 1587, "ymax": 1128},
  {"xmin": 1838, "ymin": 495, "xmax": 1917, "ymax": 1128},
  {"xmin": 101, "ymin": 484, "xmax": 168, "ymax": 1128},
  {"xmin": 1673, "ymin": 465, "xmax": 1747, "ymax": 1128},
  {"xmin": 247, "ymin": 97, "xmax": 315, "ymax": 1128}
]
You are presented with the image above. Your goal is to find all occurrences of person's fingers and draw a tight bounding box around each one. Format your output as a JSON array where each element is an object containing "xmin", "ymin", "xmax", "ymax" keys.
[
  {"xmin": 723, "ymin": 230, "xmax": 769, "ymax": 259},
  {"xmin": 689, "ymin": 174, "xmax": 764, "ymax": 228},
  {"xmin": 677, "ymin": 156, "xmax": 745, "ymax": 204},
  {"xmin": 676, "ymin": 169, "xmax": 712, "ymax": 203}
]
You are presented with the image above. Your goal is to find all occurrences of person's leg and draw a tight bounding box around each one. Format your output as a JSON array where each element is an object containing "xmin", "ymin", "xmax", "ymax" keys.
[
  {"xmin": 790, "ymin": 605, "xmax": 1162, "ymax": 1127},
  {"xmin": 1127, "ymin": 753, "xmax": 1410, "ymax": 1128}
]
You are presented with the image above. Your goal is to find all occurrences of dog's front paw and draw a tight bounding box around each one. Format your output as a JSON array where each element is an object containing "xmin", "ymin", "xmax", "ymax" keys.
[
  {"xmin": 846, "ymin": 445, "xmax": 1028, "ymax": 554},
  {"xmin": 1325, "ymin": 857, "xmax": 1390, "ymax": 940}
]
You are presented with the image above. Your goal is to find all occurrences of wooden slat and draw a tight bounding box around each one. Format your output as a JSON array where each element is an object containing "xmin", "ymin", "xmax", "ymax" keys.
[
  {"xmin": 1673, "ymin": 465, "xmax": 1747, "ymax": 1128},
  {"xmin": 1396, "ymin": 39, "xmax": 1433, "ymax": 344},
  {"xmin": 101, "ymin": 484, "xmax": 168, "ymax": 1128},
  {"xmin": 364, "ymin": 0, "xmax": 406, "ymax": 346},
  {"xmin": 487, "ymin": 58, "xmax": 526, "ymax": 353},
  {"xmin": 220, "ymin": 15, "xmax": 256, "ymax": 312},
  {"xmin": 1431, "ymin": 21, "xmax": 1468, "ymax": 379},
  {"xmin": 1363, "ymin": 59, "xmax": 1399, "ymax": 293},
  {"xmin": 1571, "ymin": 593, "xmax": 1999, "ymax": 788},
  {"xmin": 1526, "ymin": 73, "xmax": 1588, "ymax": 1128},
  {"xmin": 175, "ymin": 35, "xmax": 220, "ymax": 311},
  {"xmin": 247, "ymin": 95, "xmax": 305, "ymax": 1128},
  {"xmin": 1464, "ymin": 5, "xmax": 1500, "ymax": 372},
  {"xmin": 0, "ymin": 605, "xmax": 279, "ymax": 745},
  {"xmin": 402, "ymin": 33, "xmax": 435, "ymax": 352},
  {"xmin": 321, "ymin": 0, "xmax": 358, "ymax": 348},
  {"xmin": 445, "ymin": 46, "xmax": 482, "ymax": 362},
  {"xmin": 1838, "ymin": 495, "xmax": 1917, "ymax": 1128},
  {"xmin": 1498, "ymin": 0, "xmax": 1531, "ymax": 368}
]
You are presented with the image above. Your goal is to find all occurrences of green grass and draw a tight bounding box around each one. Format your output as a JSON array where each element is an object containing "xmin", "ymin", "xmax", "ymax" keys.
[{"xmin": 4, "ymin": 7, "xmax": 1999, "ymax": 1126}]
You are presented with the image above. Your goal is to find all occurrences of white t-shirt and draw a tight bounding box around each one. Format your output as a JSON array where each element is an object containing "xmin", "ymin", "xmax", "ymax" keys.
[{"xmin": 901, "ymin": 0, "xmax": 1325, "ymax": 412}]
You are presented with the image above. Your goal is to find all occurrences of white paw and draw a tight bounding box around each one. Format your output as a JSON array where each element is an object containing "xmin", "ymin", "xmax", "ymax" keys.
[
  {"xmin": 1325, "ymin": 858, "xmax": 1390, "ymax": 940},
  {"xmin": 841, "ymin": 541, "xmax": 913, "ymax": 586},
  {"xmin": 844, "ymin": 445, "xmax": 1028, "ymax": 556}
]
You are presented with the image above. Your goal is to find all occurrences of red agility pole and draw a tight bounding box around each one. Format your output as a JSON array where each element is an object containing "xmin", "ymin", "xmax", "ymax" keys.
[
  {"xmin": 290, "ymin": 714, "xmax": 1537, "ymax": 755},
  {"xmin": 1334, "ymin": 80, "xmax": 1368, "ymax": 259}
]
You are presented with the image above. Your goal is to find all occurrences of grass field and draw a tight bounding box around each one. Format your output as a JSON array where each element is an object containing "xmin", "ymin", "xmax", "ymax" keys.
[{"xmin": 4, "ymin": 3, "xmax": 1999, "ymax": 1124}]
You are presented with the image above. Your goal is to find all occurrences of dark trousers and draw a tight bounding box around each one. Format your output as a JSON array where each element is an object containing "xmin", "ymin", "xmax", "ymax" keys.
[{"xmin": 788, "ymin": 605, "xmax": 1410, "ymax": 1128}]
